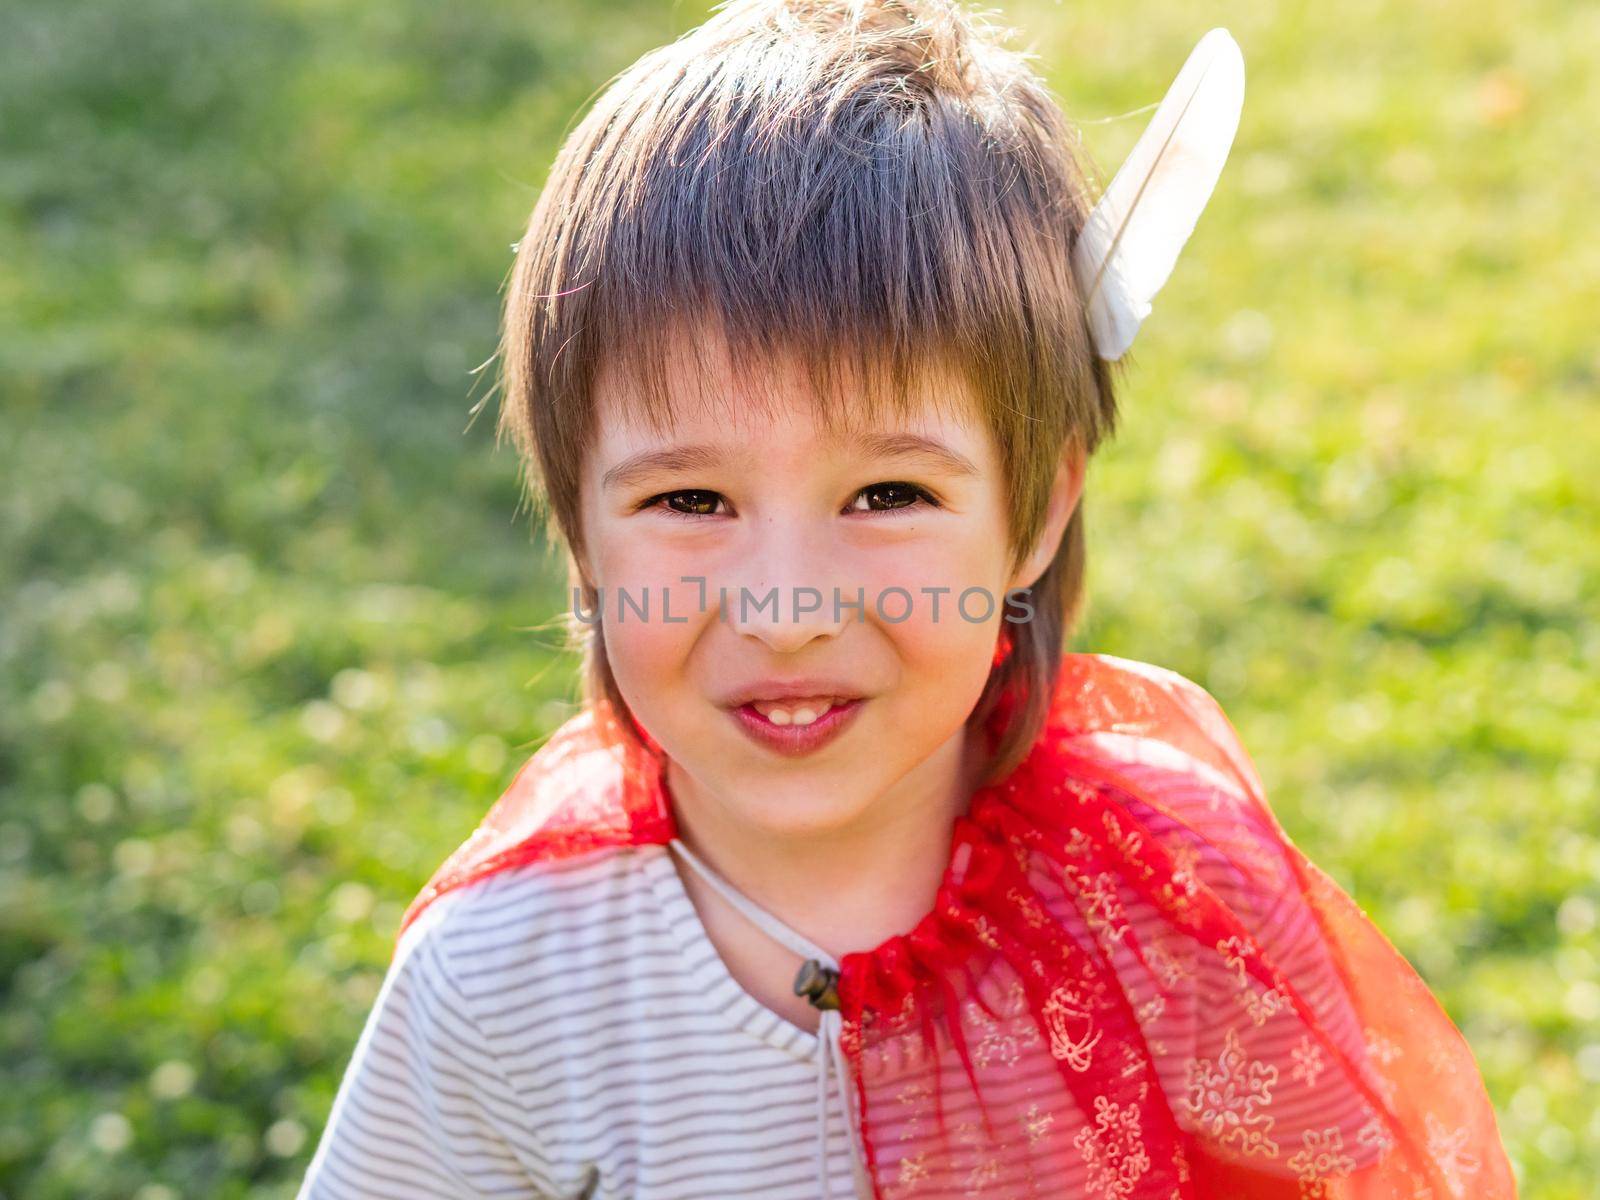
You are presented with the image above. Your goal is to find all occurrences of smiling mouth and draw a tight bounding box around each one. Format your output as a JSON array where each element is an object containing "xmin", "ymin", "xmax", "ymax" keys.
[{"xmin": 727, "ymin": 697, "xmax": 865, "ymax": 756}]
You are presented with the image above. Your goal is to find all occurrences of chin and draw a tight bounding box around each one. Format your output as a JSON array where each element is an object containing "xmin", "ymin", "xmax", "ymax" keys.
[
  {"xmin": 726, "ymin": 789, "xmax": 880, "ymax": 838},
  {"xmin": 687, "ymin": 756, "xmax": 885, "ymax": 835}
]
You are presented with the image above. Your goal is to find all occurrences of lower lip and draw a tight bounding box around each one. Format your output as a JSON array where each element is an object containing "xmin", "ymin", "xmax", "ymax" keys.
[{"xmin": 728, "ymin": 699, "xmax": 865, "ymax": 758}]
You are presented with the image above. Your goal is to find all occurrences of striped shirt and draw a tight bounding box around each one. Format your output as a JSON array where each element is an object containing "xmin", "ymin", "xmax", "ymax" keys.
[
  {"xmin": 297, "ymin": 757, "xmax": 1374, "ymax": 1198},
  {"xmin": 296, "ymin": 844, "xmax": 864, "ymax": 1199}
]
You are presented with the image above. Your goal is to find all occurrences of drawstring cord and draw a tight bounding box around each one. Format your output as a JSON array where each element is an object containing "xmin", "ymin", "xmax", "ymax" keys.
[{"xmin": 667, "ymin": 838, "xmax": 868, "ymax": 1200}]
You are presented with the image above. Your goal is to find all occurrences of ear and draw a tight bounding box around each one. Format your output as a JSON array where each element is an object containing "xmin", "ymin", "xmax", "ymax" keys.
[{"xmin": 1008, "ymin": 437, "xmax": 1087, "ymax": 592}]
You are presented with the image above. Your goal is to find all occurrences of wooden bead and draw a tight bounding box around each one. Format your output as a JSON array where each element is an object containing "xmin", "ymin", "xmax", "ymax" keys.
[{"xmin": 793, "ymin": 958, "xmax": 841, "ymax": 1011}]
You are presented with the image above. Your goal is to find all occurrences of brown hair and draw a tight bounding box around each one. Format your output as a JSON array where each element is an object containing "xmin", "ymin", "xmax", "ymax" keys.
[{"xmin": 495, "ymin": 0, "xmax": 1122, "ymax": 783}]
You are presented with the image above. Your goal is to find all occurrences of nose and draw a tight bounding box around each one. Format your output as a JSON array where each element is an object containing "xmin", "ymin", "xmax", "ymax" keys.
[{"xmin": 725, "ymin": 518, "xmax": 849, "ymax": 654}]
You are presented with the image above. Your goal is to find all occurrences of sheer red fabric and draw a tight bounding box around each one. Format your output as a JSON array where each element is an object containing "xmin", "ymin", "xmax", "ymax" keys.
[{"xmin": 396, "ymin": 653, "xmax": 1516, "ymax": 1199}]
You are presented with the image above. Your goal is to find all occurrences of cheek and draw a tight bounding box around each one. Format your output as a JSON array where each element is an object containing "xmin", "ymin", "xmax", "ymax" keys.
[
  {"xmin": 588, "ymin": 525, "xmax": 707, "ymax": 695},
  {"xmin": 854, "ymin": 529, "xmax": 1011, "ymax": 671},
  {"xmin": 603, "ymin": 618, "xmax": 691, "ymax": 713}
]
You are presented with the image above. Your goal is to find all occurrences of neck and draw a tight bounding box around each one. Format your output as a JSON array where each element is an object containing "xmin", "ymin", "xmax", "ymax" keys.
[{"xmin": 664, "ymin": 722, "xmax": 986, "ymax": 959}]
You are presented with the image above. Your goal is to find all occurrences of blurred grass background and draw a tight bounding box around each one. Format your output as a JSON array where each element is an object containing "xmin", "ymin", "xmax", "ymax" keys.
[{"xmin": 2, "ymin": 0, "xmax": 1595, "ymax": 1195}]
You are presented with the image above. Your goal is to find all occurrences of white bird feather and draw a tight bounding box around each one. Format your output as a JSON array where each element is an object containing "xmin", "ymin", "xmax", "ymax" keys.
[{"xmin": 1071, "ymin": 28, "xmax": 1246, "ymax": 361}]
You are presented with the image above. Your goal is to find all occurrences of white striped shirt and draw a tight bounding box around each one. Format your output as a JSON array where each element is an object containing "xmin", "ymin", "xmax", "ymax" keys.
[{"xmin": 296, "ymin": 844, "xmax": 863, "ymax": 1199}]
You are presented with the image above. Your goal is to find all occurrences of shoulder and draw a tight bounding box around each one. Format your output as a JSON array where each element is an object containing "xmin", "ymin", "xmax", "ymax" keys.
[
  {"xmin": 1053, "ymin": 654, "xmax": 1302, "ymax": 896},
  {"xmin": 1057, "ymin": 653, "xmax": 1247, "ymax": 749},
  {"xmin": 379, "ymin": 841, "xmax": 690, "ymax": 1136},
  {"xmin": 305, "ymin": 858, "xmax": 626, "ymax": 1197},
  {"xmin": 1055, "ymin": 654, "xmax": 1269, "ymax": 815},
  {"xmin": 398, "ymin": 843, "xmax": 671, "ymax": 1004}
]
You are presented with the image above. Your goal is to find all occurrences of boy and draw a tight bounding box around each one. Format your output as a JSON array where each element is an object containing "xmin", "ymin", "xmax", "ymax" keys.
[{"xmin": 297, "ymin": 2, "xmax": 1515, "ymax": 1197}]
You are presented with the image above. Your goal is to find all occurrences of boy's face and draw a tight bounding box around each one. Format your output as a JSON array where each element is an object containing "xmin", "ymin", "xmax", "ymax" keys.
[{"xmin": 577, "ymin": 344, "xmax": 1081, "ymax": 839}]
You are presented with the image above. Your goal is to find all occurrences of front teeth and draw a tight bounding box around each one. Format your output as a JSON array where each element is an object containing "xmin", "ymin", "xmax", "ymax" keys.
[{"xmin": 754, "ymin": 700, "xmax": 835, "ymax": 727}]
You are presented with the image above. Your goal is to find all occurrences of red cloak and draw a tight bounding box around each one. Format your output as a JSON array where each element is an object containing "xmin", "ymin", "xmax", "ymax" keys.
[{"xmin": 396, "ymin": 653, "xmax": 1516, "ymax": 1199}]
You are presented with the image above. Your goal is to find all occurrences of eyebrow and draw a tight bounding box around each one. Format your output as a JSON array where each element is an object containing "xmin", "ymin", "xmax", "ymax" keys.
[
  {"xmin": 600, "ymin": 444, "xmax": 728, "ymax": 494},
  {"xmin": 600, "ymin": 432, "xmax": 980, "ymax": 493}
]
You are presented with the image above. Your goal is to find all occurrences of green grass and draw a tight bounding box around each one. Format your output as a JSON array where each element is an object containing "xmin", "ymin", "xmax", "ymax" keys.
[{"xmin": 2, "ymin": 0, "xmax": 1595, "ymax": 1195}]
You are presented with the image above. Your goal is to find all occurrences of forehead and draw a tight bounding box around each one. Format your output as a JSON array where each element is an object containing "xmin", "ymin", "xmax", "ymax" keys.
[{"xmin": 588, "ymin": 325, "xmax": 990, "ymax": 463}]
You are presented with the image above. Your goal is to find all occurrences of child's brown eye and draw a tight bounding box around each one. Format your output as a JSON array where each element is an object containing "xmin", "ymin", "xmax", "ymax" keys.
[
  {"xmin": 656, "ymin": 489, "xmax": 723, "ymax": 516},
  {"xmin": 851, "ymin": 482, "xmax": 935, "ymax": 512}
]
